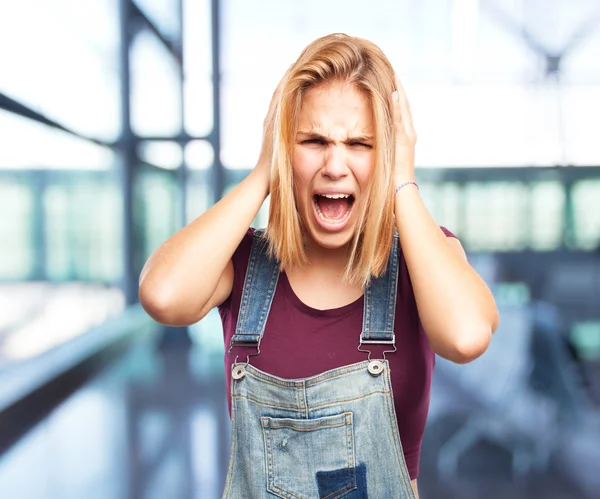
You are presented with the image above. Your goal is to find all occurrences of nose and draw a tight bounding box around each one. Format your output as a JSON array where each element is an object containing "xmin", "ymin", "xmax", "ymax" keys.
[{"xmin": 322, "ymin": 144, "xmax": 348, "ymax": 180}]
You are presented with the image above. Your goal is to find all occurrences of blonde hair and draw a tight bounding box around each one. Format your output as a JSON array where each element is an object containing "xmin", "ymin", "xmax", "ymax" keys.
[{"xmin": 266, "ymin": 33, "xmax": 397, "ymax": 287}]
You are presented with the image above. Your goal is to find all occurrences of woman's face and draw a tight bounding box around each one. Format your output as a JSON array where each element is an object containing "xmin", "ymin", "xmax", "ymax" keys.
[{"xmin": 292, "ymin": 81, "xmax": 375, "ymax": 250}]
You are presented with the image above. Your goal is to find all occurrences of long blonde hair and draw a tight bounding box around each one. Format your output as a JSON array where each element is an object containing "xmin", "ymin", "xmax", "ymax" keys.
[{"xmin": 266, "ymin": 33, "xmax": 397, "ymax": 287}]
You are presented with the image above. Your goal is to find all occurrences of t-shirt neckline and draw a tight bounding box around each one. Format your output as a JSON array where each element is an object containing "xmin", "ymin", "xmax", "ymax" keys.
[{"xmin": 280, "ymin": 271, "xmax": 364, "ymax": 318}]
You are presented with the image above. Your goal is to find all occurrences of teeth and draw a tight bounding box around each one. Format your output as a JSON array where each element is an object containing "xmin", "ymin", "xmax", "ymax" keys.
[{"xmin": 320, "ymin": 193, "xmax": 350, "ymax": 199}]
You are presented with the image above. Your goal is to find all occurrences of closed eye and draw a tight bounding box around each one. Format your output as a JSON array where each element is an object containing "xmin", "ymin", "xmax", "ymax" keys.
[
  {"xmin": 302, "ymin": 138, "xmax": 327, "ymax": 146},
  {"xmin": 348, "ymin": 141, "xmax": 373, "ymax": 149}
]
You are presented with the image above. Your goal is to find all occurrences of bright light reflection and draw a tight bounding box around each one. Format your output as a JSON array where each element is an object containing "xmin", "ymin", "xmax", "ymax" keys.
[
  {"xmin": 0, "ymin": 283, "xmax": 125, "ymax": 362},
  {"xmin": 0, "ymin": 111, "xmax": 114, "ymax": 170},
  {"xmin": 138, "ymin": 141, "xmax": 183, "ymax": 170}
]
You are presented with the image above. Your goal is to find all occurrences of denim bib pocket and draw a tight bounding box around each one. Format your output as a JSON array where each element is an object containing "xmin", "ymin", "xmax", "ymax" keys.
[{"xmin": 261, "ymin": 412, "xmax": 357, "ymax": 499}]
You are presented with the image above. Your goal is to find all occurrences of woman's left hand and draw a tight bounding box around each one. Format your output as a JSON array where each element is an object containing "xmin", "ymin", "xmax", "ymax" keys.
[{"xmin": 392, "ymin": 75, "xmax": 417, "ymax": 184}]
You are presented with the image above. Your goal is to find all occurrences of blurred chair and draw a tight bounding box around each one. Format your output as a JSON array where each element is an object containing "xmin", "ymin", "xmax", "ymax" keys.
[
  {"xmin": 433, "ymin": 303, "xmax": 559, "ymax": 478},
  {"xmin": 540, "ymin": 262, "xmax": 600, "ymax": 323},
  {"xmin": 529, "ymin": 302, "xmax": 592, "ymax": 425}
]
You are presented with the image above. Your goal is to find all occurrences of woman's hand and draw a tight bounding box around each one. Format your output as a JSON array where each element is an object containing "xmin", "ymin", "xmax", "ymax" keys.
[
  {"xmin": 392, "ymin": 75, "xmax": 417, "ymax": 184},
  {"xmin": 391, "ymin": 76, "xmax": 499, "ymax": 363},
  {"xmin": 256, "ymin": 70, "xmax": 290, "ymax": 190}
]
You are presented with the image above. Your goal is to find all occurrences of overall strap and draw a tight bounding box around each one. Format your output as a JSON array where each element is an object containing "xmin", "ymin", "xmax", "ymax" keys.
[
  {"xmin": 229, "ymin": 229, "xmax": 280, "ymax": 352},
  {"xmin": 360, "ymin": 232, "xmax": 400, "ymax": 345}
]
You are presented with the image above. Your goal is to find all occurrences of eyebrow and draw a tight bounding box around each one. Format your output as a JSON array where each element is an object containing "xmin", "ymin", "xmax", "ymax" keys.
[{"xmin": 297, "ymin": 131, "xmax": 374, "ymax": 143}]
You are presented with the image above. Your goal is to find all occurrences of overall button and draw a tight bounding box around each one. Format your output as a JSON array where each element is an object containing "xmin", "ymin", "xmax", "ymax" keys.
[
  {"xmin": 232, "ymin": 365, "xmax": 246, "ymax": 380},
  {"xmin": 367, "ymin": 360, "xmax": 384, "ymax": 376}
]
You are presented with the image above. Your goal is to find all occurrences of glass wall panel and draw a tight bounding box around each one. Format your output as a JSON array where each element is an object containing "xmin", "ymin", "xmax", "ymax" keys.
[
  {"xmin": 185, "ymin": 140, "xmax": 214, "ymax": 170},
  {"xmin": 563, "ymin": 86, "xmax": 600, "ymax": 165},
  {"xmin": 221, "ymin": 0, "xmax": 599, "ymax": 168},
  {"xmin": 572, "ymin": 180, "xmax": 600, "ymax": 250},
  {"xmin": 136, "ymin": 0, "xmax": 181, "ymax": 40},
  {"xmin": 186, "ymin": 172, "xmax": 212, "ymax": 223},
  {"xmin": 44, "ymin": 174, "xmax": 123, "ymax": 282},
  {"xmin": 530, "ymin": 181, "xmax": 565, "ymax": 251},
  {"xmin": 0, "ymin": 180, "xmax": 34, "ymax": 279},
  {"xmin": 0, "ymin": 0, "xmax": 121, "ymax": 141},
  {"xmin": 0, "ymin": 172, "xmax": 123, "ymax": 283},
  {"xmin": 138, "ymin": 141, "xmax": 183, "ymax": 170},
  {"xmin": 0, "ymin": 111, "xmax": 115, "ymax": 171},
  {"xmin": 136, "ymin": 168, "xmax": 179, "ymax": 264},
  {"xmin": 131, "ymin": 30, "xmax": 182, "ymax": 137},
  {"xmin": 420, "ymin": 182, "xmax": 462, "ymax": 235},
  {"xmin": 184, "ymin": 0, "xmax": 213, "ymax": 137},
  {"xmin": 462, "ymin": 182, "xmax": 529, "ymax": 251}
]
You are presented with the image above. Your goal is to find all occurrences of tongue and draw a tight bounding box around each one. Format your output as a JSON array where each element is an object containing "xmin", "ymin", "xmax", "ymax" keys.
[{"xmin": 318, "ymin": 197, "xmax": 349, "ymax": 220}]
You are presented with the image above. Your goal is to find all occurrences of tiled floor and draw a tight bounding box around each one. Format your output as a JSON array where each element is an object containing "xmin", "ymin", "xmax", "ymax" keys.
[{"xmin": 0, "ymin": 331, "xmax": 597, "ymax": 499}]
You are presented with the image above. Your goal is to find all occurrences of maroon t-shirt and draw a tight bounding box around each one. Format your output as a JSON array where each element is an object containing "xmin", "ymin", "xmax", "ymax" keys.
[{"xmin": 218, "ymin": 227, "xmax": 456, "ymax": 480}]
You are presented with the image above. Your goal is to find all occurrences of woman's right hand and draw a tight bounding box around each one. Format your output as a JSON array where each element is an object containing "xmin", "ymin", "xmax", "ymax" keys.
[
  {"xmin": 139, "ymin": 69, "xmax": 293, "ymax": 327},
  {"xmin": 256, "ymin": 70, "xmax": 290, "ymax": 190}
]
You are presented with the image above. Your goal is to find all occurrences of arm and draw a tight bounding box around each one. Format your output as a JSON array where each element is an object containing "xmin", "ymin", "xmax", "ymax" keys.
[
  {"xmin": 394, "ymin": 184, "xmax": 498, "ymax": 363},
  {"xmin": 139, "ymin": 169, "xmax": 269, "ymax": 326},
  {"xmin": 391, "ymin": 77, "xmax": 499, "ymax": 364},
  {"xmin": 138, "ymin": 75, "xmax": 286, "ymax": 326}
]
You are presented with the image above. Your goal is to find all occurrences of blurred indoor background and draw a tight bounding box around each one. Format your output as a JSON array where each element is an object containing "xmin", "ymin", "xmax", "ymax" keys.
[{"xmin": 0, "ymin": 0, "xmax": 599, "ymax": 498}]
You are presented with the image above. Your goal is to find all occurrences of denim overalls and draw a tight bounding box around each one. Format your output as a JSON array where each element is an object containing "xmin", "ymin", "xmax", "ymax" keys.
[{"xmin": 223, "ymin": 230, "xmax": 415, "ymax": 499}]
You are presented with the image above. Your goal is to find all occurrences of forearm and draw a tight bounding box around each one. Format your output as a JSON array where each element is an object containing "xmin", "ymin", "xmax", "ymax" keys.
[
  {"xmin": 139, "ymin": 168, "xmax": 269, "ymax": 317},
  {"xmin": 394, "ymin": 184, "xmax": 498, "ymax": 363}
]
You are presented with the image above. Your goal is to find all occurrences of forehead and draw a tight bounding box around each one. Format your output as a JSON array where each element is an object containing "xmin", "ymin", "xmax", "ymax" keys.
[{"xmin": 297, "ymin": 82, "xmax": 373, "ymax": 133}]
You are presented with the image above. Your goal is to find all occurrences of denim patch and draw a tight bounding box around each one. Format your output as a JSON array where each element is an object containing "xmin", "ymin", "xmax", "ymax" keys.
[{"xmin": 317, "ymin": 463, "xmax": 368, "ymax": 499}]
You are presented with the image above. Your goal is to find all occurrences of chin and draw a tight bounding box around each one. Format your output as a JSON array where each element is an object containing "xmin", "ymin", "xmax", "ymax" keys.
[{"xmin": 305, "ymin": 223, "xmax": 356, "ymax": 250}]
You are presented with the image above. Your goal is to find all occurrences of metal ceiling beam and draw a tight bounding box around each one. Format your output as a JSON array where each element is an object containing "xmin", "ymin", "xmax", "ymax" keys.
[
  {"xmin": 481, "ymin": 0, "xmax": 600, "ymax": 77},
  {"xmin": 131, "ymin": 1, "xmax": 183, "ymax": 66},
  {"xmin": 0, "ymin": 92, "xmax": 113, "ymax": 148}
]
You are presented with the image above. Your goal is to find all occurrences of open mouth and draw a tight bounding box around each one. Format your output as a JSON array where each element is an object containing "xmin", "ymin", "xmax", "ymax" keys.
[{"xmin": 312, "ymin": 193, "xmax": 355, "ymax": 227}]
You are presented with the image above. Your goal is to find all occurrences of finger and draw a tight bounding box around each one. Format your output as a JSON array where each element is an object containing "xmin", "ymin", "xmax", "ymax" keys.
[
  {"xmin": 393, "ymin": 75, "xmax": 416, "ymax": 139},
  {"xmin": 394, "ymin": 74, "xmax": 409, "ymax": 106},
  {"xmin": 394, "ymin": 74, "xmax": 415, "ymax": 119}
]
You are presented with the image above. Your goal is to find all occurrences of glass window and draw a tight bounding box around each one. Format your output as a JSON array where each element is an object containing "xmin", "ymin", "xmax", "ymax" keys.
[
  {"xmin": 420, "ymin": 182, "xmax": 462, "ymax": 235},
  {"xmin": 0, "ymin": 0, "xmax": 121, "ymax": 141},
  {"xmin": 136, "ymin": 0, "xmax": 181, "ymax": 41},
  {"xmin": 44, "ymin": 175, "xmax": 123, "ymax": 281},
  {"xmin": 572, "ymin": 180, "xmax": 600, "ymax": 250},
  {"xmin": 136, "ymin": 168, "xmax": 179, "ymax": 264},
  {"xmin": 563, "ymin": 86, "xmax": 600, "ymax": 165},
  {"xmin": 185, "ymin": 140, "xmax": 214, "ymax": 170},
  {"xmin": 0, "ymin": 180, "xmax": 34, "ymax": 279},
  {"xmin": 183, "ymin": 0, "xmax": 213, "ymax": 137},
  {"xmin": 131, "ymin": 30, "xmax": 182, "ymax": 137},
  {"xmin": 463, "ymin": 182, "xmax": 529, "ymax": 251},
  {"xmin": 563, "ymin": 14, "xmax": 600, "ymax": 81},
  {"xmin": 221, "ymin": 0, "xmax": 599, "ymax": 168},
  {"xmin": 186, "ymin": 172, "xmax": 212, "ymax": 223},
  {"xmin": 530, "ymin": 181, "xmax": 565, "ymax": 251},
  {"xmin": 0, "ymin": 111, "xmax": 116, "ymax": 171},
  {"xmin": 138, "ymin": 141, "xmax": 183, "ymax": 170}
]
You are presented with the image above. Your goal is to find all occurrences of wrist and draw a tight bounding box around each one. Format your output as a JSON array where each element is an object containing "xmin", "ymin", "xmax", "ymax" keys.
[
  {"xmin": 394, "ymin": 180, "xmax": 418, "ymax": 196},
  {"xmin": 249, "ymin": 166, "xmax": 271, "ymax": 198},
  {"xmin": 394, "ymin": 172, "xmax": 415, "ymax": 185}
]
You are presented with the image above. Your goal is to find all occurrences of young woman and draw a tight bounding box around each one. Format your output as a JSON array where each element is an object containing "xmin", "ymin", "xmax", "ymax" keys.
[{"xmin": 139, "ymin": 33, "xmax": 499, "ymax": 499}]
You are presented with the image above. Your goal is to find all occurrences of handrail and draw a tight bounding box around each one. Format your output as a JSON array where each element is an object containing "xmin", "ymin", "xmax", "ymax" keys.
[{"xmin": 0, "ymin": 304, "xmax": 160, "ymax": 454}]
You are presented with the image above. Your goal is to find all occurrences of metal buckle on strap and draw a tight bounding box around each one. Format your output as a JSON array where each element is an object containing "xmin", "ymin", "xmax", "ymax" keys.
[
  {"xmin": 358, "ymin": 334, "xmax": 397, "ymax": 376},
  {"xmin": 359, "ymin": 335, "xmax": 396, "ymax": 345},
  {"xmin": 358, "ymin": 335, "xmax": 396, "ymax": 376},
  {"xmin": 228, "ymin": 336, "xmax": 262, "ymax": 366}
]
